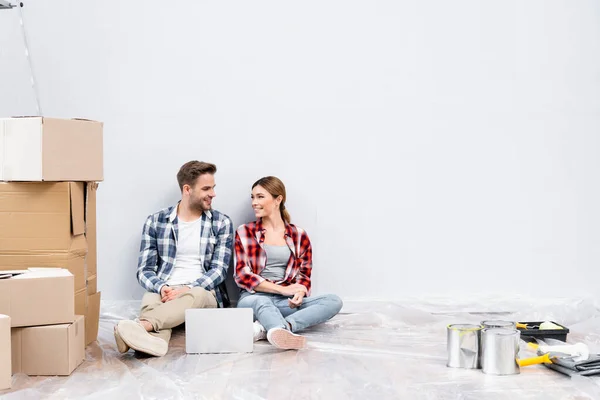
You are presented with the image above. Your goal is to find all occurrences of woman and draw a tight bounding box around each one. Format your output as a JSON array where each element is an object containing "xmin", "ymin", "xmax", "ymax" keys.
[{"xmin": 234, "ymin": 176, "xmax": 343, "ymax": 350}]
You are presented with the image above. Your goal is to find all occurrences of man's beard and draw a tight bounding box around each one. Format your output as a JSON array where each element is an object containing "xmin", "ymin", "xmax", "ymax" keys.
[{"xmin": 191, "ymin": 197, "xmax": 210, "ymax": 212}]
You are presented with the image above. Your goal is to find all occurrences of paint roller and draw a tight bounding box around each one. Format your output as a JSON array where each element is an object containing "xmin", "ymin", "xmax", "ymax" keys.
[
  {"xmin": 516, "ymin": 321, "xmax": 564, "ymax": 330},
  {"xmin": 517, "ymin": 342, "xmax": 589, "ymax": 367}
]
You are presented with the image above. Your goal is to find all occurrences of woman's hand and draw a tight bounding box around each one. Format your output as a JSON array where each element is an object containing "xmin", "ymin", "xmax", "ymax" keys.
[{"xmin": 288, "ymin": 291, "xmax": 305, "ymax": 309}]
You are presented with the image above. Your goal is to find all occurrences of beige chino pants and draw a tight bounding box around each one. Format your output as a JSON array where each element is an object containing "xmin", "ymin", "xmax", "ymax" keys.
[{"xmin": 139, "ymin": 286, "xmax": 217, "ymax": 343}]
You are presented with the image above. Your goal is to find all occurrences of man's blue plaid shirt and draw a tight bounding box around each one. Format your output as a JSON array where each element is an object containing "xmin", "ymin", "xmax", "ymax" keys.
[{"xmin": 136, "ymin": 203, "xmax": 233, "ymax": 308}]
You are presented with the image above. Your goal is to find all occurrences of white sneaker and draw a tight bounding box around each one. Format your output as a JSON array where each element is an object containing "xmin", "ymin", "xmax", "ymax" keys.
[
  {"xmin": 253, "ymin": 321, "xmax": 267, "ymax": 342},
  {"xmin": 266, "ymin": 328, "xmax": 306, "ymax": 350}
]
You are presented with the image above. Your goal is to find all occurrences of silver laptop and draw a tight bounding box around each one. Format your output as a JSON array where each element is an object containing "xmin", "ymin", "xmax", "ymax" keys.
[{"xmin": 185, "ymin": 308, "xmax": 254, "ymax": 354}]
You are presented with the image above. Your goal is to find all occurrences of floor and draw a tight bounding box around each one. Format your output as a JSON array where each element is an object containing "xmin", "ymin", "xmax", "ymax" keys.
[{"xmin": 3, "ymin": 295, "xmax": 600, "ymax": 399}]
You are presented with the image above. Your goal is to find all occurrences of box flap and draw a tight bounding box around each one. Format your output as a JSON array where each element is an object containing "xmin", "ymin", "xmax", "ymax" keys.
[
  {"xmin": 69, "ymin": 182, "xmax": 85, "ymax": 235},
  {"xmin": 0, "ymin": 288, "xmax": 10, "ymax": 317},
  {"xmin": 87, "ymin": 274, "xmax": 97, "ymax": 295},
  {"xmin": 85, "ymin": 292, "xmax": 101, "ymax": 345},
  {"xmin": 0, "ymin": 315, "xmax": 10, "ymax": 390},
  {"xmin": 10, "ymin": 328, "xmax": 21, "ymax": 375},
  {"xmin": 85, "ymin": 182, "xmax": 98, "ymax": 277},
  {"xmin": 69, "ymin": 315, "xmax": 85, "ymax": 373},
  {"xmin": 75, "ymin": 288, "xmax": 86, "ymax": 316}
]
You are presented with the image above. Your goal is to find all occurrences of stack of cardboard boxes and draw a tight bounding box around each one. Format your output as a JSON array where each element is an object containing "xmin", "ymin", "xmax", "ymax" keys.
[{"xmin": 0, "ymin": 117, "xmax": 103, "ymax": 389}]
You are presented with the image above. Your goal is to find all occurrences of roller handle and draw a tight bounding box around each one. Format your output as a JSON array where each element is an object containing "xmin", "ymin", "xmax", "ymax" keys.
[{"xmin": 516, "ymin": 353, "xmax": 551, "ymax": 367}]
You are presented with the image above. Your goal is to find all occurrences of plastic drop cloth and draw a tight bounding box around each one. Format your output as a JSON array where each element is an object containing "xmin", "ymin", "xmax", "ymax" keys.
[{"xmin": 3, "ymin": 296, "xmax": 600, "ymax": 399}]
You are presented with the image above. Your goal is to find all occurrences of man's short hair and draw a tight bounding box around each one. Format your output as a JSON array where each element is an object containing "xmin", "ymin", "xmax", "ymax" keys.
[{"xmin": 177, "ymin": 161, "xmax": 217, "ymax": 191}]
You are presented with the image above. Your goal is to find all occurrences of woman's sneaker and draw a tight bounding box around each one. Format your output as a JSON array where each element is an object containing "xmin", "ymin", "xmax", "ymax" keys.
[
  {"xmin": 266, "ymin": 328, "xmax": 306, "ymax": 350},
  {"xmin": 253, "ymin": 321, "xmax": 267, "ymax": 342}
]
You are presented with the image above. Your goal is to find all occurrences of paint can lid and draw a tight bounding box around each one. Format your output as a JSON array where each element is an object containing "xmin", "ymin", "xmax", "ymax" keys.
[
  {"xmin": 448, "ymin": 323, "xmax": 482, "ymax": 331},
  {"xmin": 481, "ymin": 320, "xmax": 515, "ymax": 328},
  {"xmin": 483, "ymin": 327, "xmax": 519, "ymax": 336}
]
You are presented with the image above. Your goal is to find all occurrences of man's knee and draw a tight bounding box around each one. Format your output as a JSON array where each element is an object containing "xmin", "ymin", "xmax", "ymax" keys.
[
  {"xmin": 140, "ymin": 292, "xmax": 163, "ymax": 313},
  {"xmin": 237, "ymin": 293, "xmax": 271, "ymax": 309},
  {"xmin": 188, "ymin": 287, "xmax": 209, "ymax": 297},
  {"xmin": 188, "ymin": 287, "xmax": 217, "ymax": 308}
]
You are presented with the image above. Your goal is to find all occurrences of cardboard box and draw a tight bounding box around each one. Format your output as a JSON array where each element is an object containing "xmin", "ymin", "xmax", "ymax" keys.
[
  {"xmin": 12, "ymin": 315, "xmax": 85, "ymax": 376},
  {"xmin": 75, "ymin": 288, "xmax": 87, "ymax": 317},
  {"xmin": 85, "ymin": 182, "xmax": 98, "ymax": 278},
  {"xmin": 0, "ymin": 315, "xmax": 10, "ymax": 390},
  {"xmin": 86, "ymin": 292, "xmax": 101, "ymax": 345},
  {"xmin": 84, "ymin": 182, "xmax": 99, "ymax": 345},
  {"xmin": 0, "ymin": 117, "xmax": 103, "ymax": 182},
  {"xmin": 0, "ymin": 182, "xmax": 91, "ymax": 291},
  {"xmin": 87, "ymin": 274, "xmax": 97, "ymax": 295},
  {"xmin": 74, "ymin": 289, "xmax": 100, "ymax": 345},
  {"xmin": 0, "ymin": 269, "xmax": 74, "ymax": 327}
]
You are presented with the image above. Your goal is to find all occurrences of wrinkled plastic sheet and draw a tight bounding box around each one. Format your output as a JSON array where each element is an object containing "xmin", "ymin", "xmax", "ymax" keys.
[{"xmin": 3, "ymin": 296, "xmax": 600, "ymax": 399}]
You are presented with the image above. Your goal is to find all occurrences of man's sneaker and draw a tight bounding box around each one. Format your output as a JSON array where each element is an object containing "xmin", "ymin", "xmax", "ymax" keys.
[
  {"xmin": 253, "ymin": 321, "xmax": 267, "ymax": 342},
  {"xmin": 114, "ymin": 325, "xmax": 130, "ymax": 353},
  {"xmin": 266, "ymin": 328, "xmax": 306, "ymax": 350},
  {"xmin": 115, "ymin": 320, "xmax": 168, "ymax": 357}
]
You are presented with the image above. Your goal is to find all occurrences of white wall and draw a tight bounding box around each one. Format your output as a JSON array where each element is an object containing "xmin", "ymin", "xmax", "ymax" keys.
[{"xmin": 1, "ymin": 1, "xmax": 599, "ymax": 300}]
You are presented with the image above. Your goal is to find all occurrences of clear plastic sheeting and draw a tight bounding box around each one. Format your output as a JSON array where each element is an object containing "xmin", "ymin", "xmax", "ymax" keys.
[{"xmin": 3, "ymin": 296, "xmax": 600, "ymax": 399}]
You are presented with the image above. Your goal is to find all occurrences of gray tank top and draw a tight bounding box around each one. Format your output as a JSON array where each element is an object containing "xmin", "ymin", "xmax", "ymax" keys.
[{"xmin": 261, "ymin": 245, "xmax": 291, "ymax": 282}]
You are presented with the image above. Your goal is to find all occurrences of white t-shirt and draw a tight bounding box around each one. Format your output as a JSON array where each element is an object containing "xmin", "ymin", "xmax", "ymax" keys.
[{"xmin": 166, "ymin": 217, "xmax": 205, "ymax": 286}]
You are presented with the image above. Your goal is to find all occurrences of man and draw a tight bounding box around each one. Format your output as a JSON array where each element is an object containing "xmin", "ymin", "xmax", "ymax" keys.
[{"xmin": 114, "ymin": 161, "xmax": 233, "ymax": 356}]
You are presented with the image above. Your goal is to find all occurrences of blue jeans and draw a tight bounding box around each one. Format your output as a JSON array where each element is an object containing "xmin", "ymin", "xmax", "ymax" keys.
[{"xmin": 237, "ymin": 292, "xmax": 343, "ymax": 333}]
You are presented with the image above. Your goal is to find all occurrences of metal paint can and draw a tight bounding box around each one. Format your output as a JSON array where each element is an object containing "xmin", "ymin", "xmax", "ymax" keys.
[
  {"xmin": 447, "ymin": 324, "xmax": 483, "ymax": 369},
  {"xmin": 481, "ymin": 328, "xmax": 520, "ymax": 375},
  {"xmin": 480, "ymin": 320, "xmax": 516, "ymax": 330}
]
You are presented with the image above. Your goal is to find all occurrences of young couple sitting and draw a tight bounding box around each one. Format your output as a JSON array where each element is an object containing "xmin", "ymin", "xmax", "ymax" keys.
[{"xmin": 113, "ymin": 161, "xmax": 342, "ymax": 356}]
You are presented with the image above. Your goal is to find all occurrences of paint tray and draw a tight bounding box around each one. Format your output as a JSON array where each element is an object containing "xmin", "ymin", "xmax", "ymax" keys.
[{"xmin": 517, "ymin": 321, "xmax": 569, "ymax": 343}]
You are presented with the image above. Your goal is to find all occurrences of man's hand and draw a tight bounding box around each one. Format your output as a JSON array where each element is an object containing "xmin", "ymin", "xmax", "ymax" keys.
[
  {"xmin": 279, "ymin": 283, "xmax": 307, "ymax": 297},
  {"xmin": 160, "ymin": 285, "xmax": 172, "ymax": 302},
  {"xmin": 162, "ymin": 286, "xmax": 190, "ymax": 302},
  {"xmin": 288, "ymin": 291, "xmax": 305, "ymax": 309}
]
